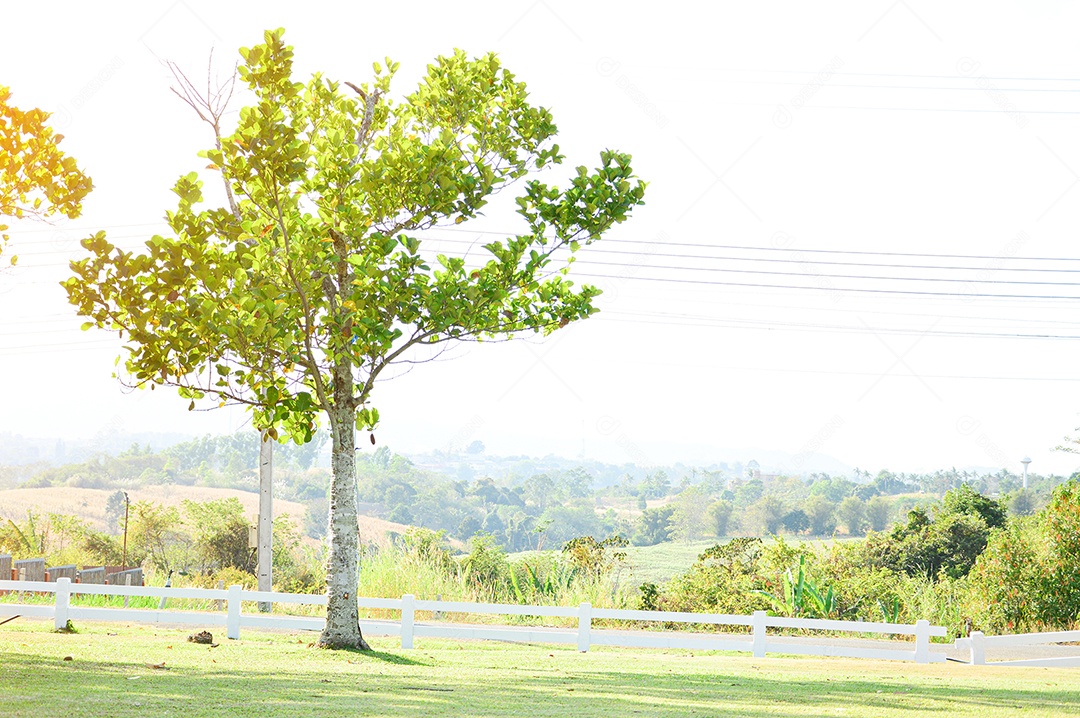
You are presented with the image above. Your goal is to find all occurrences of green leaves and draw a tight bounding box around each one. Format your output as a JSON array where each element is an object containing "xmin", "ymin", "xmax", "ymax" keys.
[
  {"xmin": 0, "ymin": 85, "xmax": 92, "ymax": 259},
  {"xmin": 64, "ymin": 29, "xmax": 643, "ymax": 450}
]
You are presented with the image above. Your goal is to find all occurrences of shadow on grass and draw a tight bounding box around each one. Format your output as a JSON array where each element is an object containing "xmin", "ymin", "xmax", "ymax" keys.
[
  {"xmin": 2, "ymin": 649, "xmax": 1079, "ymax": 718},
  {"xmin": 339, "ymin": 647, "xmax": 429, "ymax": 666}
]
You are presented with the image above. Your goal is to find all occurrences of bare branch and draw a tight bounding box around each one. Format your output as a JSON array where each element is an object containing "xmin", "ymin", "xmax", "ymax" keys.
[{"xmin": 165, "ymin": 52, "xmax": 242, "ymax": 223}]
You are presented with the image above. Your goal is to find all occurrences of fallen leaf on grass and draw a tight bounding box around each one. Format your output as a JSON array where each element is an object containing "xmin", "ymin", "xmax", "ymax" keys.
[
  {"xmin": 63, "ymin": 656, "xmax": 73, "ymax": 662},
  {"xmin": 145, "ymin": 662, "xmax": 168, "ymax": 670}
]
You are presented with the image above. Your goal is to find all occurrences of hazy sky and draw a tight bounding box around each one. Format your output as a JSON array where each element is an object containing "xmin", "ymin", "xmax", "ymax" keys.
[{"xmin": 3, "ymin": 1, "xmax": 1080, "ymax": 475}]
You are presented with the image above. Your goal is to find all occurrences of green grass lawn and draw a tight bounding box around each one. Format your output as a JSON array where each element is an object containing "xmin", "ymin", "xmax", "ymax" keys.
[{"xmin": 1, "ymin": 621, "xmax": 1078, "ymax": 717}]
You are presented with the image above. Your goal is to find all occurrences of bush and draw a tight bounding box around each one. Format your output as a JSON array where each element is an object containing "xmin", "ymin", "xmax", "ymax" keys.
[
  {"xmin": 966, "ymin": 517, "xmax": 1043, "ymax": 632},
  {"xmin": 860, "ymin": 507, "xmax": 990, "ymax": 580},
  {"xmin": 460, "ymin": 534, "xmax": 510, "ymax": 598},
  {"xmin": 183, "ymin": 498, "xmax": 252, "ymax": 573},
  {"xmin": 665, "ymin": 538, "xmax": 771, "ymax": 615}
]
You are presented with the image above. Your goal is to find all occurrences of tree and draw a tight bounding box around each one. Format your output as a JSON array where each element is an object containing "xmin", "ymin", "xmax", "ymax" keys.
[
  {"xmin": 105, "ymin": 490, "xmax": 126, "ymax": 535},
  {"xmin": 803, "ymin": 494, "xmax": 836, "ymax": 536},
  {"xmin": 861, "ymin": 507, "xmax": 990, "ymax": 579},
  {"xmin": 0, "ymin": 85, "xmax": 92, "ymax": 264},
  {"xmin": 558, "ymin": 467, "xmax": 593, "ymax": 499},
  {"xmin": 184, "ymin": 498, "xmax": 254, "ymax": 572},
  {"xmin": 708, "ymin": 499, "xmax": 734, "ymax": 537},
  {"xmin": 126, "ymin": 501, "xmax": 184, "ymax": 573},
  {"xmin": 864, "ymin": 495, "xmax": 892, "ymax": 532},
  {"xmin": 640, "ymin": 470, "xmax": 670, "ymax": 499},
  {"xmin": 750, "ymin": 495, "xmax": 786, "ymax": 534},
  {"xmin": 523, "ymin": 473, "xmax": 556, "ymax": 512},
  {"xmin": 64, "ymin": 30, "xmax": 643, "ymax": 649},
  {"xmin": 632, "ymin": 505, "xmax": 674, "ymax": 546},
  {"xmin": 670, "ymin": 485, "xmax": 709, "ymax": 542},
  {"xmin": 835, "ymin": 496, "xmax": 866, "ymax": 536},
  {"xmin": 780, "ymin": 508, "xmax": 810, "ymax": 535},
  {"xmin": 941, "ymin": 484, "xmax": 1006, "ymax": 529},
  {"xmin": 1008, "ymin": 489, "xmax": 1036, "ymax": 517}
]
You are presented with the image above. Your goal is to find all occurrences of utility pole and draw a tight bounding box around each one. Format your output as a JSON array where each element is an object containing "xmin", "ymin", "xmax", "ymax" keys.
[
  {"xmin": 258, "ymin": 431, "xmax": 273, "ymax": 612},
  {"xmin": 1021, "ymin": 456, "xmax": 1031, "ymax": 490},
  {"xmin": 121, "ymin": 491, "xmax": 130, "ymax": 571}
]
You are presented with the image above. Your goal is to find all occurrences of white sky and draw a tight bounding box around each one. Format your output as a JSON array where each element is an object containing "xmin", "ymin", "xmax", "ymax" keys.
[{"xmin": 3, "ymin": 1, "xmax": 1080, "ymax": 476}]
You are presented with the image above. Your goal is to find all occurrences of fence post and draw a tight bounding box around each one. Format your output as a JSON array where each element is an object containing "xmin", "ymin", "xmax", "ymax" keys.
[
  {"xmin": 54, "ymin": 577, "xmax": 71, "ymax": 631},
  {"xmin": 434, "ymin": 594, "xmax": 443, "ymax": 621},
  {"xmin": 914, "ymin": 620, "xmax": 931, "ymax": 664},
  {"xmin": 158, "ymin": 573, "xmax": 172, "ymax": 610},
  {"xmin": 752, "ymin": 611, "xmax": 767, "ymax": 658},
  {"xmin": 227, "ymin": 584, "xmax": 242, "ymax": 640},
  {"xmin": 401, "ymin": 594, "xmax": 415, "ymax": 649},
  {"xmin": 17, "ymin": 567, "xmax": 25, "ymax": 601},
  {"xmin": 577, "ymin": 602, "xmax": 592, "ymax": 653},
  {"xmin": 969, "ymin": 631, "xmax": 986, "ymax": 665},
  {"xmin": 123, "ymin": 573, "xmax": 132, "ymax": 609}
]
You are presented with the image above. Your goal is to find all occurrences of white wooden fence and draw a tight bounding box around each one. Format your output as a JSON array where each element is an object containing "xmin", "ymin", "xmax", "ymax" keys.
[
  {"xmin": 955, "ymin": 630, "xmax": 1080, "ymax": 667},
  {"xmin": 0, "ymin": 578, "xmax": 947, "ymax": 663}
]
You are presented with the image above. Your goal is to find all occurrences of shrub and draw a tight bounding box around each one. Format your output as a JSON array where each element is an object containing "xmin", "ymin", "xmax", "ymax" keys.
[{"xmin": 665, "ymin": 538, "xmax": 771, "ymax": 615}]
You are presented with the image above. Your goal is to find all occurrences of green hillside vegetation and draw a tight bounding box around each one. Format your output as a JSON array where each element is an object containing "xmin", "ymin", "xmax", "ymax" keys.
[
  {"xmin": 7, "ymin": 431, "xmax": 1068, "ymax": 557},
  {"xmin": 5, "ymin": 481, "xmax": 1080, "ymax": 639},
  {"xmin": 4, "ymin": 433, "xmax": 1079, "ymax": 637}
]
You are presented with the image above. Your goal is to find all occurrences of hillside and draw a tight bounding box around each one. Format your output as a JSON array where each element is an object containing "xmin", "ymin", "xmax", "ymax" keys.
[{"xmin": 0, "ymin": 486, "xmax": 413, "ymax": 547}]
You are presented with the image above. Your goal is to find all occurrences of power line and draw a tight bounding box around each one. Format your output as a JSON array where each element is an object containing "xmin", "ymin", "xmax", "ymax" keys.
[
  {"xmin": 715, "ymin": 100, "xmax": 1080, "ymax": 115},
  {"xmin": 418, "ymin": 232, "xmax": 1080, "ymax": 272},
  {"xmin": 609, "ymin": 356, "xmax": 1080, "ymax": 383},
  {"xmin": 597, "ymin": 311, "xmax": 1080, "ymax": 340},
  {"xmin": 575, "ymin": 271, "xmax": 1080, "ymax": 301},
  {"xmin": 587, "ymin": 238, "xmax": 1080, "ymax": 263},
  {"xmin": 576, "ymin": 258, "xmax": 1080, "ymax": 287},
  {"xmin": 722, "ymin": 78, "xmax": 1080, "ymax": 93},
  {"xmin": 655, "ymin": 66, "xmax": 1080, "ymax": 83},
  {"xmin": 579, "ymin": 249, "xmax": 1080, "ymax": 274}
]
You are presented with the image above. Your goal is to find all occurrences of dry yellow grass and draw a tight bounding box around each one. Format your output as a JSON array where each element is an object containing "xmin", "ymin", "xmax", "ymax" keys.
[{"xmin": 0, "ymin": 486, "xmax": 414, "ymax": 545}]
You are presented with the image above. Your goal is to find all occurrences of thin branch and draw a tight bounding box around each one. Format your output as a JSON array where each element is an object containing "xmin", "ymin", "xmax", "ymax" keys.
[{"xmin": 165, "ymin": 52, "xmax": 242, "ymax": 223}]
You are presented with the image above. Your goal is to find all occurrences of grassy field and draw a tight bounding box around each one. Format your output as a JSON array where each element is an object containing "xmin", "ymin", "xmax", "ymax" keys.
[
  {"xmin": 514, "ymin": 537, "xmax": 861, "ymax": 586},
  {"xmin": 1, "ymin": 622, "xmax": 1077, "ymax": 717}
]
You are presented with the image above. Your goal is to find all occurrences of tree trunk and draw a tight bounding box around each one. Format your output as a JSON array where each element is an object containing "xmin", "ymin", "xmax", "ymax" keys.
[{"xmin": 317, "ymin": 371, "xmax": 370, "ymax": 650}]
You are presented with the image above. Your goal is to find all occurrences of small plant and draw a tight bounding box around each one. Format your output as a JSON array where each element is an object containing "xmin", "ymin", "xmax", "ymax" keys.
[
  {"xmin": 877, "ymin": 596, "xmax": 902, "ymax": 624},
  {"xmin": 638, "ymin": 582, "xmax": 660, "ymax": 611},
  {"xmin": 509, "ymin": 560, "xmax": 578, "ymax": 603},
  {"xmin": 54, "ymin": 620, "xmax": 77, "ymax": 634},
  {"xmin": 754, "ymin": 555, "xmax": 838, "ymax": 619}
]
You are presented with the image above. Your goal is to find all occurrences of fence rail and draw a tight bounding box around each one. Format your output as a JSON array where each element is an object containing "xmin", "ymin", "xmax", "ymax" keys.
[
  {"xmin": 955, "ymin": 630, "xmax": 1080, "ymax": 667},
  {"xmin": 0, "ymin": 578, "xmax": 963, "ymax": 664}
]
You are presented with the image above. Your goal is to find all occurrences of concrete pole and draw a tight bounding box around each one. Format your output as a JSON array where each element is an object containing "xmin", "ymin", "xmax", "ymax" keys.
[
  {"xmin": 257, "ymin": 431, "xmax": 273, "ymax": 612},
  {"xmin": 1021, "ymin": 457, "xmax": 1031, "ymax": 491}
]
